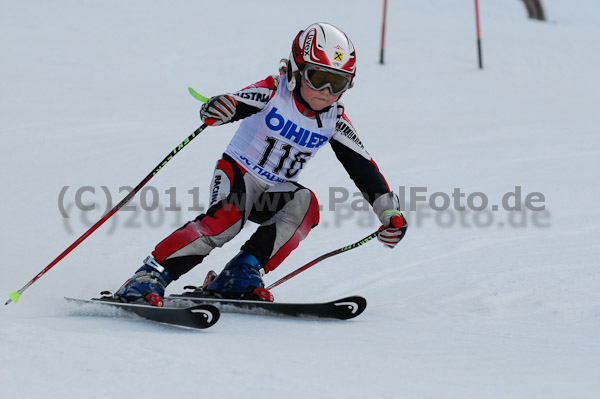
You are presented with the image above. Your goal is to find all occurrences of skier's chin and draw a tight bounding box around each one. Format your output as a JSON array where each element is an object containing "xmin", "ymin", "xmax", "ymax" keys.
[{"xmin": 310, "ymin": 98, "xmax": 331, "ymax": 110}]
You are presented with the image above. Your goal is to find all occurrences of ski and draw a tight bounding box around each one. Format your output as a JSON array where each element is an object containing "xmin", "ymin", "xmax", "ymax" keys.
[
  {"xmin": 65, "ymin": 296, "xmax": 220, "ymax": 329},
  {"xmin": 166, "ymin": 290, "xmax": 367, "ymax": 320}
]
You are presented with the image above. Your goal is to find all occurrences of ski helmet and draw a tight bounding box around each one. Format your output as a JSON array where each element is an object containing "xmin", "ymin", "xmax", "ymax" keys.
[{"xmin": 287, "ymin": 22, "xmax": 356, "ymax": 93}]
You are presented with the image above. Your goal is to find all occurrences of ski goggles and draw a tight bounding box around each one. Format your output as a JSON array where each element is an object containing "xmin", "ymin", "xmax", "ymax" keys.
[{"xmin": 302, "ymin": 63, "xmax": 353, "ymax": 95}]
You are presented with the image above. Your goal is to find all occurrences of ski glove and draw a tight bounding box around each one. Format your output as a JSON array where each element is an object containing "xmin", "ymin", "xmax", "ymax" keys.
[
  {"xmin": 377, "ymin": 210, "xmax": 407, "ymax": 249},
  {"xmin": 372, "ymin": 192, "xmax": 407, "ymax": 248},
  {"xmin": 200, "ymin": 94, "xmax": 238, "ymax": 126}
]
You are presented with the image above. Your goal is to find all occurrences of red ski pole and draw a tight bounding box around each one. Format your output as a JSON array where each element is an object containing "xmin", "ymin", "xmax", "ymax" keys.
[
  {"xmin": 266, "ymin": 230, "xmax": 378, "ymax": 290},
  {"xmin": 380, "ymin": 0, "xmax": 388, "ymax": 65},
  {"xmin": 267, "ymin": 215, "xmax": 405, "ymax": 290},
  {"xmin": 6, "ymin": 123, "xmax": 208, "ymax": 305},
  {"xmin": 474, "ymin": 0, "xmax": 483, "ymax": 69}
]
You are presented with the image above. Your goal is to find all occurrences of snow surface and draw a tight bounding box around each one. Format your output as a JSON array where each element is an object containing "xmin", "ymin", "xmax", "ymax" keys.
[{"xmin": 1, "ymin": 1, "xmax": 599, "ymax": 398}]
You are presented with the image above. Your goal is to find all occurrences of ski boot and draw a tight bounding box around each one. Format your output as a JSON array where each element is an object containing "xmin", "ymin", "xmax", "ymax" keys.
[
  {"xmin": 206, "ymin": 251, "xmax": 274, "ymax": 302},
  {"xmin": 115, "ymin": 256, "xmax": 173, "ymax": 307}
]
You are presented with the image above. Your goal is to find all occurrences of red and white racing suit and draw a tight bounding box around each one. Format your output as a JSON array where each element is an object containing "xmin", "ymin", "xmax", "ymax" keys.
[{"xmin": 152, "ymin": 75, "xmax": 398, "ymax": 279}]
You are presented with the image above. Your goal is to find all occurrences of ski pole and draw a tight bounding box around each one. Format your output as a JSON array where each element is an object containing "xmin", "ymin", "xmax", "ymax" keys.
[
  {"xmin": 380, "ymin": 0, "xmax": 388, "ymax": 65},
  {"xmin": 474, "ymin": 0, "xmax": 483, "ymax": 69},
  {"xmin": 266, "ymin": 230, "xmax": 379, "ymax": 290},
  {"xmin": 6, "ymin": 123, "xmax": 209, "ymax": 305}
]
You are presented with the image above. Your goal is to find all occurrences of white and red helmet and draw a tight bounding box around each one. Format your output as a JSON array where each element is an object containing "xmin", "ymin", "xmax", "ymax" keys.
[{"xmin": 287, "ymin": 23, "xmax": 356, "ymax": 92}]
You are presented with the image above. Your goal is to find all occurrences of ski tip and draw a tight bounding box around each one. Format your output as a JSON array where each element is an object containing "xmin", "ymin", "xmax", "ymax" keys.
[
  {"xmin": 191, "ymin": 304, "xmax": 221, "ymax": 328},
  {"xmin": 7, "ymin": 291, "xmax": 21, "ymax": 305},
  {"xmin": 188, "ymin": 87, "xmax": 209, "ymax": 103}
]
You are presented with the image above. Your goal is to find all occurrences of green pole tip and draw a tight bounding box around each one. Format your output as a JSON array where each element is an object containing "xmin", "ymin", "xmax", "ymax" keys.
[
  {"xmin": 188, "ymin": 87, "xmax": 209, "ymax": 103},
  {"xmin": 8, "ymin": 291, "xmax": 20, "ymax": 304}
]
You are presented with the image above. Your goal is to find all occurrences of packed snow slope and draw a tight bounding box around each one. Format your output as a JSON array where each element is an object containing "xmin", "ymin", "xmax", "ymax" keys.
[{"xmin": 1, "ymin": 1, "xmax": 599, "ymax": 398}]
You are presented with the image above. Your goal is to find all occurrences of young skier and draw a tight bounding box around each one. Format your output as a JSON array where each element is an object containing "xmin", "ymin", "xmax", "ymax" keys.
[{"xmin": 115, "ymin": 22, "xmax": 407, "ymax": 304}]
